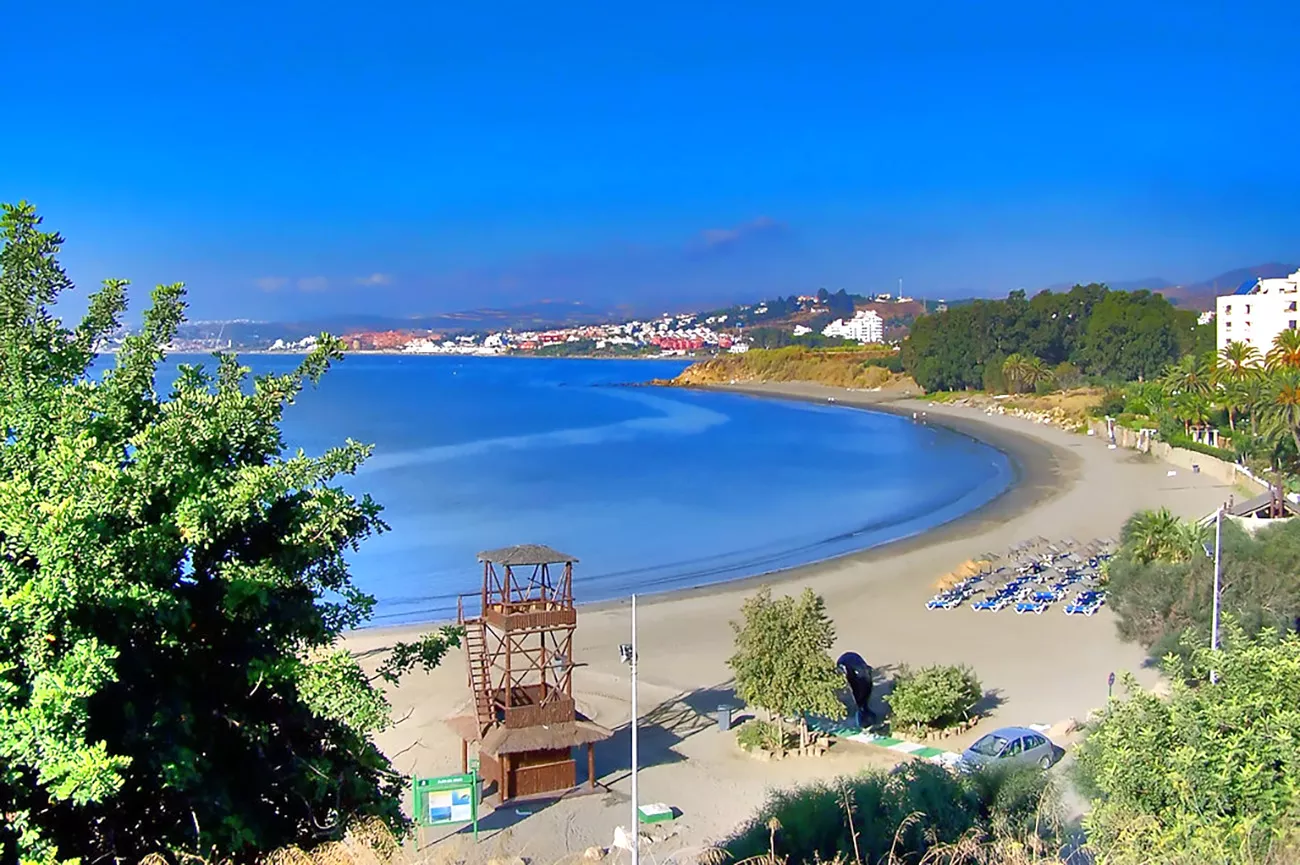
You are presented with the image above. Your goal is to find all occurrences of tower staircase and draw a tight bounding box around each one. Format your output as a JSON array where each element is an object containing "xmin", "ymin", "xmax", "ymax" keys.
[{"xmin": 462, "ymin": 618, "xmax": 494, "ymax": 733}]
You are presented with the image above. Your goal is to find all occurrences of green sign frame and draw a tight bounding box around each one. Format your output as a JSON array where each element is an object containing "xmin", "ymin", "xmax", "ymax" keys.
[{"xmin": 414, "ymin": 771, "xmax": 479, "ymax": 840}]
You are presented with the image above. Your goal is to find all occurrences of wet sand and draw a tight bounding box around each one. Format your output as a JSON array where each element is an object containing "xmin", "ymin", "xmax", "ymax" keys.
[{"xmin": 346, "ymin": 383, "xmax": 1234, "ymax": 861}]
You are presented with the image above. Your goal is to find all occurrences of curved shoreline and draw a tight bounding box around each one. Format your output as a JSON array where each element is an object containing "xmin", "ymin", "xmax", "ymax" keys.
[
  {"xmin": 582, "ymin": 382, "xmax": 1079, "ymax": 614},
  {"xmin": 358, "ymin": 380, "xmax": 1076, "ymax": 631}
]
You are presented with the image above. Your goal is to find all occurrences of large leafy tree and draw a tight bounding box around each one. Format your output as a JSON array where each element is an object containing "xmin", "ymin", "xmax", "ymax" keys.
[
  {"xmin": 1077, "ymin": 624, "xmax": 1300, "ymax": 862},
  {"xmin": 0, "ymin": 203, "xmax": 457, "ymax": 863},
  {"xmin": 728, "ymin": 588, "xmax": 845, "ymax": 748}
]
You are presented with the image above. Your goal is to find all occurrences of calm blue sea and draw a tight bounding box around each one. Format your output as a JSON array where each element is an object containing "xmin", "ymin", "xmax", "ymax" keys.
[{"xmin": 152, "ymin": 354, "xmax": 1012, "ymax": 624}]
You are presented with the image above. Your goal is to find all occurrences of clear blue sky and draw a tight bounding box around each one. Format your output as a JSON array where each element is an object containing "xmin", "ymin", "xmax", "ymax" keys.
[{"xmin": 5, "ymin": 0, "xmax": 1298, "ymax": 321}]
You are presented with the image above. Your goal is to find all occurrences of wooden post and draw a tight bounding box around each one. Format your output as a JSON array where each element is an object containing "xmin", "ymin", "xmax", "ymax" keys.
[
  {"xmin": 587, "ymin": 743, "xmax": 596, "ymax": 789},
  {"xmin": 461, "ymin": 738, "xmax": 468, "ymax": 774},
  {"xmin": 502, "ymin": 753, "xmax": 511, "ymax": 802}
]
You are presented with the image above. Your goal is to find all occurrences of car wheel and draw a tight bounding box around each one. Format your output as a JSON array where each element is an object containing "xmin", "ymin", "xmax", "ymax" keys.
[{"xmin": 1039, "ymin": 755, "xmax": 1052, "ymax": 769}]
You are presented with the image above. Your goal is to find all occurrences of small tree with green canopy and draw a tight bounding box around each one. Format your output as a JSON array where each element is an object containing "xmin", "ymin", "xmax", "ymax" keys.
[
  {"xmin": 1077, "ymin": 623, "xmax": 1300, "ymax": 863},
  {"xmin": 728, "ymin": 587, "xmax": 845, "ymax": 751},
  {"xmin": 0, "ymin": 203, "xmax": 458, "ymax": 863}
]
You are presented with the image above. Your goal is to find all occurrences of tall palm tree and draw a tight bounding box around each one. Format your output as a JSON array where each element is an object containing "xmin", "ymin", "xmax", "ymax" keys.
[
  {"xmin": 1218, "ymin": 340, "xmax": 1263, "ymax": 381},
  {"xmin": 1266, "ymin": 368, "xmax": 1300, "ymax": 456},
  {"xmin": 1267, "ymin": 329, "xmax": 1300, "ymax": 372},
  {"xmin": 1002, "ymin": 353, "xmax": 1028, "ymax": 393},
  {"xmin": 1162, "ymin": 353, "xmax": 1213, "ymax": 399},
  {"xmin": 1171, "ymin": 391, "xmax": 1211, "ymax": 436},
  {"xmin": 1021, "ymin": 356, "xmax": 1049, "ymax": 392},
  {"xmin": 1216, "ymin": 340, "xmax": 1263, "ymax": 431}
]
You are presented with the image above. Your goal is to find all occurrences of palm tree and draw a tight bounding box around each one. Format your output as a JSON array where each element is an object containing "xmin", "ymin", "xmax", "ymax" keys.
[
  {"xmin": 1216, "ymin": 341, "xmax": 1263, "ymax": 431},
  {"xmin": 1162, "ymin": 353, "xmax": 1213, "ymax": 399},
  {"xmin": 1002, "ymin": 353, "xmax": 1029, "ymax": 394},
  {"xmin": 1266, "ymin": 368, "xmax": 1300, "ymax": 457},
  {"xmin": 1267, "ymin": 329, "xmax": 1300, "ymax": 372},
  {"xmin": 1121, "ymin": 508, "xmax": 1201, "ymax": 564},
  {"xmin": 1218, "ymin": 340, "xmax": 1262, "ymax": 381},
  {"xmin": 1021, "ymin": 356, "xmax": 1049, "ymax": 392},
  {"xmin": 1171, "ymin": 391, "xmax": 1211, "ymax": 436}
]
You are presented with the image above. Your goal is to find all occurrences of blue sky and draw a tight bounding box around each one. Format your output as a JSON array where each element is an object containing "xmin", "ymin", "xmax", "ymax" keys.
[{"xmin": 5, "ymin": 0, "xmax": 1298, "ymax": 321}]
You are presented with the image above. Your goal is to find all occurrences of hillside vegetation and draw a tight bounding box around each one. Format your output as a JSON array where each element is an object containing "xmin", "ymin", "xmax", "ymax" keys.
[{"xmin": 672, "ymin": 346, "xmax": 918, "ymax": 390}]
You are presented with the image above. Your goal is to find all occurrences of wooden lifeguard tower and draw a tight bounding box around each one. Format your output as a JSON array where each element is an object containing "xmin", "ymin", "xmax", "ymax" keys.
[{"xmin": 450, "ymin": 544, "xmax": 611, "ymax": 802}]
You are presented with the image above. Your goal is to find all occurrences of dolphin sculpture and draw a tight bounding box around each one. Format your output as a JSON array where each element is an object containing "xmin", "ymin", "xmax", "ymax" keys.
[{"xmin": 836, "ymin": 651, "xmax": 874, "ymax": 728}]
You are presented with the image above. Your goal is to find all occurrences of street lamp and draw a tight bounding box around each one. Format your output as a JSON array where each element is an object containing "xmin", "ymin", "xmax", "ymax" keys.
[
  {"xmin": 620, "ymin": 595, "xmax": 639, "ymax": 865},
  {"xmin": 1201, "ymin": 505, "xmax": 1224, "ymax": 683}
]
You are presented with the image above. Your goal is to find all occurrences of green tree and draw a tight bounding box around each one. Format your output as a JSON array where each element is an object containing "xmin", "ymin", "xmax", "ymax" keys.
[
  {"xmin": 1077, "ymin": 624, "xmax": 1300, "ymax": 862},
  {"xmin": 1076, "ymin": 290, "xmax": 1182, "ymax": 381},
  {"xmin": 0, "ymin": 203, "xmax": 458, "ymax": 863},
  {"xmin": 728, "ymin": 588, "xmax": 846, "ymax": 749}
]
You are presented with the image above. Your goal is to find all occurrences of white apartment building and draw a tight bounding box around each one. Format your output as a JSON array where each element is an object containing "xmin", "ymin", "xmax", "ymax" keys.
[
  {"xmin": 822, "ymin": 309, "xmax": 885, "ymax": 343},
  {"xmin": 1216, "ymin": 269, "xmax": 1300, "ymax": 353}
]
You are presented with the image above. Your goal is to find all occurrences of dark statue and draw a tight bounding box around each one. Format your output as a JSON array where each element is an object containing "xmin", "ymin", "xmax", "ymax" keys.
[{"xmin": 836, "ymin": 651, "xmax": 874, "ymax": 727}]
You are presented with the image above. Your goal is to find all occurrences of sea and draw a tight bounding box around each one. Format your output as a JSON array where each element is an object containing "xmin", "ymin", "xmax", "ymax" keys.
[{"xmin": 153, "ymin": 354, "xmax": 1013, "ymax": 625}]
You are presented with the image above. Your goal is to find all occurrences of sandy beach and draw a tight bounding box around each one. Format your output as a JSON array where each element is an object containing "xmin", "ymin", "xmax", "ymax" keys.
[{"xmin": 346, "ymin": 382, "xmax": 1236, "ymax": 862}]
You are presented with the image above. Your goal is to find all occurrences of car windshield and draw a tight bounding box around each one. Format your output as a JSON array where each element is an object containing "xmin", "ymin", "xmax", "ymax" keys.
[{"xmin": 969, "ymin": 734, "xmax": 1008, "ymax": 757}]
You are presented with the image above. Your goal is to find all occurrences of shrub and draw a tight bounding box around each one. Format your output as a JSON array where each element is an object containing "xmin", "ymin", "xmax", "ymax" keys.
[
  {"xmin": 1096, "ymin": 388, "xmax": 1126, "ymax": 417},
  {"xmin": 724, "ymin": 762, "xmax": 1056, "ymax": 864},
  {"xmin": 735, "ymin": 719, "xmax": 790, "ymax": 753},
  {"xmin": 885, "ymin": 664, "xmax": 983, "ymax": 733},
  {"xmin": 1164, "ymin": 432, "xmax": 1237, "ymax": 463}
]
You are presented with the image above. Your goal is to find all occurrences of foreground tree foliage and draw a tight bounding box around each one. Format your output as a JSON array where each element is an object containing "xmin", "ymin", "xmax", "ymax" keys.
[
  {"xmin": 0, "ymin": 204, "xmax": 457, "ymax": 863},
  {"xmin": 1077, "ymin": 624, "xmax": 1300, "ymax": 863},
  {"xmin": 729, "ymin": 587, "xmax": 846, "ymax": 748}
]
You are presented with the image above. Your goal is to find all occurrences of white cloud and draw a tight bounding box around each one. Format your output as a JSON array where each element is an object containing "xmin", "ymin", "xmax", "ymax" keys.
[
  {"xmin": 296, "ymin": 276, "xmax": 329, "ymax": 292},
  {"xmin": 254, "ymin": 276, "xmax": 289, "ymax": 292},
  {"xmin": 355, "ymin": 273, "xmax": 393, "ymax": 286}
]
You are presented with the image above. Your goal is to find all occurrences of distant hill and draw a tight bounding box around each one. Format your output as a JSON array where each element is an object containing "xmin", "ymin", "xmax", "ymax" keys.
[
  {"xmin": 1158, "ymin": 263, "xmax": 1297, "ymax": 311},
  {"xmin": 174, "ymin": 300, "xmax": 640, "ymax": 345}
]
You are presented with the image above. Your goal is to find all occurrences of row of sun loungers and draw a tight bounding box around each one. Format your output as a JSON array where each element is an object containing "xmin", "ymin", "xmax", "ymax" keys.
[{"xmin": 925, "ymin": 537, "xmax": 1115, "ymax": 615}]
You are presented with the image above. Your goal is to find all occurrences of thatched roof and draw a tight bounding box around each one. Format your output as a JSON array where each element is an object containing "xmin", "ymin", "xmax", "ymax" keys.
[
  {"xmin": 445, "ymin": 713, "xmax": 612, "ymax": 754},
  {"xmin": 477, "ymin": 544, "xmax": 578, "ymax": 566}
]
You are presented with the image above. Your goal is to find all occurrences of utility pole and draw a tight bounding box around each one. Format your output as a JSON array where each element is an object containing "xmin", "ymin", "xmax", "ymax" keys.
[
  {"xmin": 1211, "ymin": 506, "xmax": 1222, "ymax": 684},
  {"xmin": 620, "ymin": 596, "xmax": 640, "ymax": 865}
]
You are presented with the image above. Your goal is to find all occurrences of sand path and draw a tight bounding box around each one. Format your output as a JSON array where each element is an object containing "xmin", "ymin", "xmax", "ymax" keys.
[{"xmin": 346, "ymin": 384, "xmax": 1235, "ymax": 861}]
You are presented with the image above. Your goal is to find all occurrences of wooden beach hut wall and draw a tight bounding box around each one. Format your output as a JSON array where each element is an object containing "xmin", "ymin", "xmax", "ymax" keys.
[{"xmin": 449, "ymin": 544, "xmax": 612, "ymax": 802}]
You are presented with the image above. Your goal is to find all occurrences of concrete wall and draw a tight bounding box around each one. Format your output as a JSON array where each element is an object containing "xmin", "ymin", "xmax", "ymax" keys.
[{"xmin": 1087, "ymin": 419, "xmax": 1267, "ymax": 494}]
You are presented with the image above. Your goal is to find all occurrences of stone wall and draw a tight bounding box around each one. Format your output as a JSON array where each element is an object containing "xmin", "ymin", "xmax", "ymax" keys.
[{"xmin": 1087, "ymin": 419, "xmax": 1267, "ymax": 494}]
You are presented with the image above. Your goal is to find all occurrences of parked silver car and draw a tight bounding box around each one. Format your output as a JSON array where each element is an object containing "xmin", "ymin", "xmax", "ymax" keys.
[{"xmin": 958, "ymin": 726, "xmax": 1057, "ymax": 771}]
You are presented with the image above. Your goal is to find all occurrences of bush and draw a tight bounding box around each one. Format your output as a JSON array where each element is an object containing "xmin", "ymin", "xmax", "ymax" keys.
[
  {"xmin": 1096, "ymin": 388, "xmax": 1126, "ymax": 417},
  {"xmin": 735, "ymin": 719, "xmax": 791, "ymax": 753},
  {"xmin": 1052, "ymin": 361, "xmax": 1084, "ymax": 390},
  {"xmin": 1164, "ymin": 432, "xmax": 1237, "ymax": 463},
  {"xmin": 724, "ymin": 761, "xmax": 1056, "ymax": 864},
  {"xmin": 885, "ymin": 664, "xmax": 983, "ymax": 733},
  {"xmin": 983, "ymin": 354, "xmax": 1008, "ymax": 394}
]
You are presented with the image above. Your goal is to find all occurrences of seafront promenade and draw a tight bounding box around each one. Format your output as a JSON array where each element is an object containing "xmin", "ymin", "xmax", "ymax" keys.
[{"xmin": 345, "ymin": 385, "xmax": 1232, "ymax": 862}]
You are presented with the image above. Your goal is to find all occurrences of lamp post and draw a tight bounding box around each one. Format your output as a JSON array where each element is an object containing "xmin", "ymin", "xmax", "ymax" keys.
[
  {"xmin": 1202, "ymin": 505, "xmax": 1224, "ymax": 684},
  {"xmin": 619, "ymin": 595, "xmax": 639, "ymax": 865}
]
